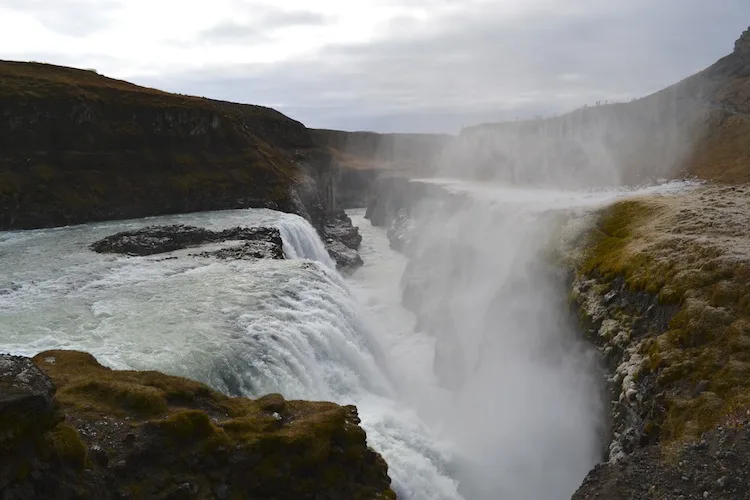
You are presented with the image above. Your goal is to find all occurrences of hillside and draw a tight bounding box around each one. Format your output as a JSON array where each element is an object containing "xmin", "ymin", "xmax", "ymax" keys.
[
  {"xmin": 0, "ymin": 61, "xmax": 334, "ymax": 230},
  {"xmin": 319, "ymin": 27, "xmax": 750, "ymax": 188}
]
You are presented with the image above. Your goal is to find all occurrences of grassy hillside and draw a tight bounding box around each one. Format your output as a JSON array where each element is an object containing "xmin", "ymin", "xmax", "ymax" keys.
[{"xmin": 0, "ymin": 61, "xmax": 328, "ymax": 230}]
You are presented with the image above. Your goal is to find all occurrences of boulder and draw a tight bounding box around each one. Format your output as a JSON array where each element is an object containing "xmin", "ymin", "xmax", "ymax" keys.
[{"xmin": 91, "ymin": 225, "xmax": 284, "ymax": 259}]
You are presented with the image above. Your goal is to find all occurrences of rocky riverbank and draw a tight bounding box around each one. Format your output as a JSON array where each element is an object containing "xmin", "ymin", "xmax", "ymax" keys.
[
  {"xmin": 0, "ymin": 351, "xmax": 395, "ymax": 500},
  {"xmin": 567, "ymin": 184, "xmax": 750, "ymax": 498}
]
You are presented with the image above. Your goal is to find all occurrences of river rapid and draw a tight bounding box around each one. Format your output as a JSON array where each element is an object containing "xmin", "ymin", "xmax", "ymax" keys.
[{"xmin": 0, "ymin": 180, "xmax": 692, "ymax": 499}]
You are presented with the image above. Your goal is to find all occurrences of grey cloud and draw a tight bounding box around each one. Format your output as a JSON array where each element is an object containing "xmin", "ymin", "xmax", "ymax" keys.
[
  {"xmin": 195, "ymin": 6, "xmax": 330, "ymax": 46},
  {"xmin": 131, "ymin": 0, "xmax": 750, "ymax": 132},
  {"xmin": 0, "ymin": 0, "xmax": 122, "ymax": 37}
]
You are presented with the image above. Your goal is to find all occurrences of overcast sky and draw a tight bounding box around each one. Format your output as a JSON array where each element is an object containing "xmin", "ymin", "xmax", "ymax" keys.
[{"xmin": 1, "ymin": 0, "xmax": 748, "ymax": 133}]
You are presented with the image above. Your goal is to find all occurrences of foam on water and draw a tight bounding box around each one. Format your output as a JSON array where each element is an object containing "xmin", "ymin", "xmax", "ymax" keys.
[
  {"xmin": 0, "ymin": 207, "xmax": 460, "ymax": 500},
  {"xmin": 0, "ymin": 181, "xmax": 693, "ymax": 499}
]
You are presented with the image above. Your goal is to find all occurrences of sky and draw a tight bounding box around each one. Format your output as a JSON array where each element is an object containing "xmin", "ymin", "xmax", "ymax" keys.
[{"xmin": 1, "ymin": 0, "xmax": 748, "ymax": 133}]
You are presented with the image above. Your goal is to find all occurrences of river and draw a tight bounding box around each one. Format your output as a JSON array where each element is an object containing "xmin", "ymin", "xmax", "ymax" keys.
[{"xmin": 0, "ymin": 180, "xmax": 693, "ymax": 499}]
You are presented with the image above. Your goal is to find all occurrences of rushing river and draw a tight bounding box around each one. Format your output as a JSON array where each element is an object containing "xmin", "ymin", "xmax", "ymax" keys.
[{"xmin": 0, "ymin": 181, "xmax": 693, "ymax": 499}]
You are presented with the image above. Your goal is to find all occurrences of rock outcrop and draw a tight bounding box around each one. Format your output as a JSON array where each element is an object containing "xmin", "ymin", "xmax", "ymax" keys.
[
  {"xmin": 568, "ymin": 184, "xmax": 750, "ymax": 498},
  {"xmin": 574, "ymin": 423, "xmax": 750, "ymax": 500},
  {"xmin": 90, "ymin": 225, "xmax": 284, "ymax": 259},
  {"xmin": 321, "ymin": 211, "xmax": 364, "ymax": 271},
  {"xmin": 0, "ymin": 351, "xmax": 396, "ymax": 500},
  {"xmin": 735, "ymin": 27, "xmax": 750, "ymax": 56}
]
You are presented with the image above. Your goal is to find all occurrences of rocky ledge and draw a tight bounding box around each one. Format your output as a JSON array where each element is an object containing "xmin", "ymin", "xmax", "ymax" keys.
[
  {"xmin": 90, "ymin": 224, "xmax": 284, "ymax": 260},
  {"xmin": 567, "ymin": 184, "xmax": 750, "ymax": 498},
  {"xmin": 0, "ymin": 351, "xmax": 395, "ymax": 500},
  {"xmin": 321, "ymin": 211, "xmax": 364, "ymax": 272}
]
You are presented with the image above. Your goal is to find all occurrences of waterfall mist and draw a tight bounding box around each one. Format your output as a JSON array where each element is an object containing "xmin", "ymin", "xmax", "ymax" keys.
[
  {"xmin": 384, "ymin": 82, "xmax": 709, "ymax": 497},
  {"xmin": 397, "ymin": 189, "xmax": 605, "ymax": 499}
]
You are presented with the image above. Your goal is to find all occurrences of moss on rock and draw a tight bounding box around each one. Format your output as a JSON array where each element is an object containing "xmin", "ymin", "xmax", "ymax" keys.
[
  {"xmin": 9, "ymin": 350, "xmax": 397, "ymax": 499},
  {"xmin": 574, "ymin": 185, "xmax": 750, "ymax": 447}
]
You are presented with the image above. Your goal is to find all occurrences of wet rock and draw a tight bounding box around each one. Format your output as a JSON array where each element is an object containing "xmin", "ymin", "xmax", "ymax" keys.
[
  {"xmin": 386, "ymin": 209, "xmax": 411, "ymax": 252},
  {"xmin": 322, "ymin": 212, "xmax": 362, "ymax": 250},
  {"xmin": 326, "ymin": 240, "xmax": 364, "ymax": 272},
  {"xmin": 321, "ymin": 210, "xmax": 364, "ymax": 271},
  {"xmin": 90, "ymin": 225, "xmax": 284, "ymax": 259},
  {"xmin": 0, "ymin": 354, "xmax": 60, "ymax": 446}
]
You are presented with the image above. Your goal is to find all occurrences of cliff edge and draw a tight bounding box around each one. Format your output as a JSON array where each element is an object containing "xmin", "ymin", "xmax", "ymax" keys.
[
  {"xmin": 0, "ymin": 350, "xmax": 395, "ymax": 500},
  {"xmin": 569, "ymin": 185, "xmax": 750, "ymax": 499},
  {"xmin": 0, "ymin": 61, "xmax": 333, "ymax": 230}
]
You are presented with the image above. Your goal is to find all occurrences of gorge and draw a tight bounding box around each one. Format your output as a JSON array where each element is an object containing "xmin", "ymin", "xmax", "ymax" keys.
[{"xmin": 2, "ymin": 25, "xmax": 750, "ymax": 500}]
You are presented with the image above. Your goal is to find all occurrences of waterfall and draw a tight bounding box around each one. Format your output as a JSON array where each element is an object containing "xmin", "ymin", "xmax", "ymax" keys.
[
  {"xmin": 274, "ymin": 213, "xmax": 336, "ymax": 268},
  {"xmin": 0, "ymin": 208, "xmax": 461, "ymax": 500}
]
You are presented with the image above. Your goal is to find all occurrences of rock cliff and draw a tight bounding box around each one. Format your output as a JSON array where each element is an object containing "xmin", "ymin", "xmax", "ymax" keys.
[
  {"xmin": 0, "ymin": 61, "xmax": 328, "ymax": 229},
  {"xmin": 0, "ymin": 60, "xmax": 363, "ymax": 267},
  {"xmin": 568, "ymin": 184, "xmax": 750, "ymax": 498},
  {"xmin": 0, "ymin": 351, "xmax": 396, "ymax": 500},
  {"xmin": 310, "ymin": 129, "xmax": 452, "ymax": 208}
]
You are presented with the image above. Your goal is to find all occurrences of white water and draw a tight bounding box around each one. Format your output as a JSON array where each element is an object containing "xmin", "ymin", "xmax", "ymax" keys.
[
  {"xmin": 0, "ymin": 207, "xmax": 460, "ymax": 499},
  {"xmin": 0, "ymin": 182, "xmax": 692, "ymax": 499}
]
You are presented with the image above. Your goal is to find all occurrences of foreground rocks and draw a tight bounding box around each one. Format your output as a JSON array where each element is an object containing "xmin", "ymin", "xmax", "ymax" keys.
[
  {"xmin": 0, "ymin": 351, "xmax": 396, "ymax": 500},
  {"xmin": 91, "ymin": 224, "xmax": 284, "ymax": 260},
  {"xmin": 574, "ymin": 423, "xmax": 750, "ymax": 500}
]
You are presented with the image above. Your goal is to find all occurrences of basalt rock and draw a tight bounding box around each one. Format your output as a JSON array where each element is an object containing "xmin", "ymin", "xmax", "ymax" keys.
[
  {"xmin": 90, "ymin": 224, "xmax": 284, "ymax": 259},
  {"xmin": 0, "ymin": 350, "xmax": 397, "ymax": 500},
  {"xmin": 574, "ymin": 423, "xmax": 750, "ymax": 500},
  {"xmin": 325, "ymin": 240, "xmax": 364, "ymax": 272}
]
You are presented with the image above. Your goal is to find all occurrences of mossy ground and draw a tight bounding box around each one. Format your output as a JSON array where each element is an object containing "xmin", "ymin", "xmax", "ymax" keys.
[
  {"xmin": 27, "ymin": 350, "xmax": 396, "ymax": 499},
  {"xmin": 577, "ymin": 184, "xmax": 750, "ymax": 444}
]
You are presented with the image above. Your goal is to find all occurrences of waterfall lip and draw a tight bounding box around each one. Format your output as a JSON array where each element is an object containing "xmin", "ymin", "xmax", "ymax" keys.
[{"xmin": 0, "ymin": 205, "xmax": 466, "ymax": 500}]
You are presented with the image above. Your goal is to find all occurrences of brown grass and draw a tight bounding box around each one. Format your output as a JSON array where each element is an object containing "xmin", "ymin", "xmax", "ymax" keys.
[{"xmin": 579, "ymin": 185, "xmax": 750, "ymax": 443}]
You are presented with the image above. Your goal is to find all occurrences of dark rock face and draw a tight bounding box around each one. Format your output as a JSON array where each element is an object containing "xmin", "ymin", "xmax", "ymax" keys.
[
  {"xmin": 570, "ymin": 274, "xmax": 680, "ymax": 462},
  {"xmin": 326, "ymin": 241, "xmax": 364, "ymax": 272},
  {"xmin": 735, "ymin": 27, "xmax": 750, "ymax": 55},
  {"xmin": 90, "ymin": 224, "xmax": 284, "ymax": 259},
  {"xmin": 337, "ymin": 168, "xmax": 380, "ymax": 208},
  {"xmin": 0, "ymin": 61, "xmax": 338, "ymax": 236},
  {"xmin": 574, "ymin": 424, "xmax": 750, "ymax": 500},
  {"xmin": 0, "ymin": 355, "xmax": 61, "ymax": 489},
  {"xmin": 0, "ymin": 351, "xmax": 397, "ymax": 500},
  {"xmin": 323, "ymin": 211, "xmax": 363, "ymax": 250},
  {"xmin": 321, "ymin": 209, "xmax": 364, "ymax": 272}
]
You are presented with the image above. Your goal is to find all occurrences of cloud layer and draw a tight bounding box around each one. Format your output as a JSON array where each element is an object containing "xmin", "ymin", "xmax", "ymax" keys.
[{"xmin": 1, "ymin": 0, "xmax": 748, "ymax": 132}]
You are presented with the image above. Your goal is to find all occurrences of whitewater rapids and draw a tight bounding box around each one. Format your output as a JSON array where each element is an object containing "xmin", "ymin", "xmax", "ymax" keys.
[{"xmin": 0, "ymin": 180, "xmax": 693, "ymax": 499}]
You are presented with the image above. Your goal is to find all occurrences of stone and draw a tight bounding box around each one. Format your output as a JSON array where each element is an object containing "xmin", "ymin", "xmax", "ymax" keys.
[
  {"xmin": 0, "ymin": 354, "xmax": 60, "ymax": 444},
  {"xmin": 91, "ymin": 225, "xmax": 284, "ymax": 260}
]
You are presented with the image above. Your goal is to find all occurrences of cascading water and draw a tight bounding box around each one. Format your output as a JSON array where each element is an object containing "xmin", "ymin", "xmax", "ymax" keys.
[
  {"xmin": 386, "ymin": 178, "xmax": 694, "ymax": 500},
  {"xmin": 0, "ymin": 181, "xmax": 692, "ymax": 499},
  {"xmin": 0, "ymin": 207, "xmax": 461, "ymax": 499}
]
